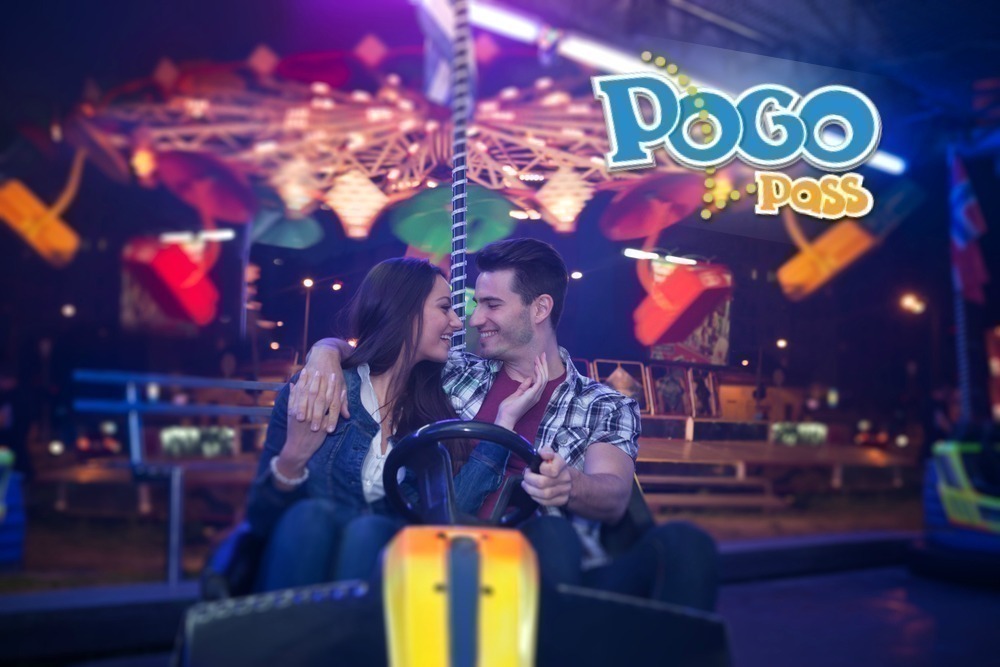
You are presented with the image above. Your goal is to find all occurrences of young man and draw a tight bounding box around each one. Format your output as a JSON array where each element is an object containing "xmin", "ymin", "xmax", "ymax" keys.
[{"xmin": 299, "ymin": 238, "xmax": 717, "ymax": 609}]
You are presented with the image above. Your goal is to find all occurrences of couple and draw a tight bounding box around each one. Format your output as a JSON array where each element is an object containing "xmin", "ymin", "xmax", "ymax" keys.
[{"xmin": 246, "ymin": 238, "xmax": 717, "ymax": 610}]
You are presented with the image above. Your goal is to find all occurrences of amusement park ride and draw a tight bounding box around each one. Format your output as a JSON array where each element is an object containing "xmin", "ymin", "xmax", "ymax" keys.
[{"xmin": 1, "ymin": 1, "xmax": 996, "ymax": 665}]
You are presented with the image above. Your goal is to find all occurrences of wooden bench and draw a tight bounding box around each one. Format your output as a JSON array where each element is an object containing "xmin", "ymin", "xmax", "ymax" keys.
[
  {"xmin": 637, "ymin": 466, "xmax": 785, "ymax": 512},
  {"xmin": 634, "ymin": 436, "xmax": 917, "ymax": 511},
  {"xmin": 643, "ymin": 493, "xmax": 790, "ymax": 511}
]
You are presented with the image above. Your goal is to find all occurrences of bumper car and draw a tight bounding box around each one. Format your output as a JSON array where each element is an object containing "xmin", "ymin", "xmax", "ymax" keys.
[
  {"xmin": 185, "ymin": 421, "xmax": 732, "ymax": 666},
  {"xmin": 909, "ymin": 427, "xmax": 1000, "ymax": 587}
]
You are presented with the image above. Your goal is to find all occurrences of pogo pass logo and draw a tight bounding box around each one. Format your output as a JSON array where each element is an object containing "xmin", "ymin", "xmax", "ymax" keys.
[{"xmin": 592, "ymin": 73, "xmax": 882, "ymax": 220}]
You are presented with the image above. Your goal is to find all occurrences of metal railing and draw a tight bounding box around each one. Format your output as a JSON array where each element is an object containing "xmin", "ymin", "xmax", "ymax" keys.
[{"xmin": 72, "ymin": 369, "xmax": 284, "ymax": 586}]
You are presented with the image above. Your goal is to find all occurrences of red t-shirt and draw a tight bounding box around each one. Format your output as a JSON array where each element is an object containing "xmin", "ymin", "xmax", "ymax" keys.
[{"xmin": 472, "ymin": 368, "xmax": 565, "ymax": 519}]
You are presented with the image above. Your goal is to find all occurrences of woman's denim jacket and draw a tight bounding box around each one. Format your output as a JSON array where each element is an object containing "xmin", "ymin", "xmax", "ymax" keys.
[
  {"xmin": 246, "ymin": 368, "xmax": 389, "ymax": 537},
  {"xmin": 245, "ymin": 367, "xmax": 506, "ymax": 536}
]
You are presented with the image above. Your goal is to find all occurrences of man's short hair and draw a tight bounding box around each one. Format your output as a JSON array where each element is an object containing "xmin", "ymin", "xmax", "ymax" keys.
[{"xmin": 476, "ymin": 238, "xmax": 569, "ymax": 328}]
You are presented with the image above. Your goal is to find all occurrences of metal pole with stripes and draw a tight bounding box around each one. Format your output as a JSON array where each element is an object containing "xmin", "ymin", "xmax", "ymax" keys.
[{"xmin": 449, "ymin": 0, "xmax": 473, "ymax": 351}]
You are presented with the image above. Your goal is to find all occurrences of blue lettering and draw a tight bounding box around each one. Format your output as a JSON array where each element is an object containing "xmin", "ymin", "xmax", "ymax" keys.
[
  {"xmin": 736, "ymin": 85, "xmax": 806, "ymax": 169},
  {"xmin": 667, "ymin": 90, "xmax": 743, "ymax": 169},
  {"xmin": 799, "ymin": 86, "xmax": 881, "ymax": 171},
  {"xmin": 592, "ymin": 76, "xmax": 881, "ymax": 172},
  {"xmin": 592, "ymin": 73, "xmax": 681, "ymax": 170}
]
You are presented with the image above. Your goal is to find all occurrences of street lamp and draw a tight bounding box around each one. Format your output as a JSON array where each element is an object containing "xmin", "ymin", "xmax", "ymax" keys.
[
  {"xmin": 899, "ymin": 291, "xmax": 940, "ymax": 384},
  {"xmin": 900, "ymin": 292, "xmax": 926, "ymax": 315},
  {"xmin": 302, "ymin": 278, "xmax": 314, "ymax": 358},
  {"xmin": 776, "ymin": 338, "xmax": 788, "ymax": 349}
]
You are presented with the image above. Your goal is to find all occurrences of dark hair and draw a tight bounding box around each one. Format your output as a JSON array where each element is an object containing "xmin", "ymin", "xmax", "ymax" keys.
[
  {"xmin": 342, "ymin": 258, "xmax": 458, "ymax": 440},
  {"xmin": 476, "ymin": 238, "xmax": 569, "ymax": 328}
]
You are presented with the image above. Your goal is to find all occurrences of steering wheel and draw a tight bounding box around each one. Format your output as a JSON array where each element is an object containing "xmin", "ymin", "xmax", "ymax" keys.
[{"xmin": 382, "ymin": 420, "xmax": 542, "ymax": 527}]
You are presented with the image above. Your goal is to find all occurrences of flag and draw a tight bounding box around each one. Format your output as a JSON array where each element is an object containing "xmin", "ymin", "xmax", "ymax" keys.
[{"xmin": 950, "ymin": 149, "xmax": 989, "ymax": 303}]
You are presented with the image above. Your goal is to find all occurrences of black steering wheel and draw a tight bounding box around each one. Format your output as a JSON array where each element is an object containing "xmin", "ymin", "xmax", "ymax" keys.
[{"xmin": 382, "ymin": 420, "xmax": 542, "ymax": 527}]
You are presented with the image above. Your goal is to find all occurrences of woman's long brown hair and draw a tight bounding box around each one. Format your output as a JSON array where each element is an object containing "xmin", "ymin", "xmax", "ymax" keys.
[{"xmin": 341, "ymin": 258, "xmax": 469, "ymax": 464}]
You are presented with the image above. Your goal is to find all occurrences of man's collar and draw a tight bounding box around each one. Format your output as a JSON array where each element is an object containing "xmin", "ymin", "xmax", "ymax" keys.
[
  {"xmin": 556, "ymin": 346, "xmax": 587, "ymax": 392},
  {"xmin": 492, "ymin": 347, "xmax": 582, "ymax": 390},
  {"xmin": 484, "ymin": 356, "xmax": 503, "ymax": 374},
  {"xmin": 472, "ymin": 346, "xmax": 584, "ymax": 392}
]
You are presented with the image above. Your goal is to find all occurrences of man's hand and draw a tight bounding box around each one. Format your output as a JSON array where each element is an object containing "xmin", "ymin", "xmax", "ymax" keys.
[
  {"xmin": 521, "ymin": 447, "xmax": 573, "ymax": 507},
  {"xmin": 521, "ymin": 443, "xmax": 634, "ymax": 522},
  {"xmin": 297, "ymin": 339, "xmax": 351, "ymax": 432},
  {"xmin": 275, "ymin": 372, "xmax": 336, "ymax": 486}
]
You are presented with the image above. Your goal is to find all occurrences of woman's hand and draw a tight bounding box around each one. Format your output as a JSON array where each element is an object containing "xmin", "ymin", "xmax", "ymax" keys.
[
  {"xmin": 274, "ymin": 371, "xmax": 336, "ymax": 484},
  {"xmin": 495, "ymin": 354, "xmax": 549, "ymax": 431}
]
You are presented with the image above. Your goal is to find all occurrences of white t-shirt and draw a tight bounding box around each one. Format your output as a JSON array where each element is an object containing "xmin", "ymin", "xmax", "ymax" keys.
[{"xmin": 357, "ymin": 364, "xmax": 393, "ymax": 503}]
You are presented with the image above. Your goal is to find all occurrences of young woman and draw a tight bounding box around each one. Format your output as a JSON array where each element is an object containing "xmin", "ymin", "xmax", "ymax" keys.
[{"xmin": 245, "ymin": 258, "xmax": 546, "ymax": 591}]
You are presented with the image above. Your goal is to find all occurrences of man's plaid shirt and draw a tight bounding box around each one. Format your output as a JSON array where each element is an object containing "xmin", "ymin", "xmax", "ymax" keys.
[{"xmin": 442, "ymin": 346, "xmax": 641, "ymax": 565}]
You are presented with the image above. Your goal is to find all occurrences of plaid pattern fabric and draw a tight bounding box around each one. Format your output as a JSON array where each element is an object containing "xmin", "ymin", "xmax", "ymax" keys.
[{"xmin": 443, "ymin": 346, "xmax": 641, "ymax": 565}]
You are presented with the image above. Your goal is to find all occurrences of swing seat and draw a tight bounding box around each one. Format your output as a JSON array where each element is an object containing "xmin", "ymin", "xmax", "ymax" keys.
[
  {"xmin": 0, "ymin": 179, "xmax": 80, "ymax": 267},
  {"xmin": 777, "ymin": 220, "xmax": 875, "ymax": 300}
]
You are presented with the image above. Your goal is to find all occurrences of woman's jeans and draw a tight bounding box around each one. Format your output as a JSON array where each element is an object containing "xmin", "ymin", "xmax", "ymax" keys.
[
  {"xmin": 255, "ymin": 499, "xmax": 345, "ymax": 591},
  {"xmin": 336, "ymin": 514, "xmax": 406, "ymax": 581},
  {"xmin": 255, "ymin": 499, "xmax": 403, "ymax": 591}
]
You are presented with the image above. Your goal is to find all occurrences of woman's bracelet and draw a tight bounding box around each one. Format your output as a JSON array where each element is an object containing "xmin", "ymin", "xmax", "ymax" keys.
[{"xmin": 270, "ymin": 456, "xmax": 310, "ymax": 487}]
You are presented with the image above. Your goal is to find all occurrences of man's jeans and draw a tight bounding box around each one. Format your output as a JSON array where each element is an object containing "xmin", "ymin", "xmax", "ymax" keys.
[{"xmin": 521, "ymin": 516, "xmax": 719, "ymax": 611}]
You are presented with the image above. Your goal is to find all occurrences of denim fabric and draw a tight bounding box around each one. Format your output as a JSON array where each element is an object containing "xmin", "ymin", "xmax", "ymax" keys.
[
  {"xmin": 518, "ymin": 515, "xmax": 719, "ymax": 611},
  {"xmin": 246, "ymin": 368, "xmax": 433, "ymax": 591},
  {"xmin": 327, "ymin": 440, "xmax": 510, "ymax": 583},
  {"xmin": 330, "ymin": 442, "xmax": 509, "ymax": 581},
  {"xmin": 254, "ymin": 498, "xmax": 357, "ymax": 591},
  {"xmin": 334, "ymin": 514, "xmax": 406, "ymax": 581},
  {"xmin": 453, "ymin": 441, "xmax": 509, "ymax": 515},
  {"xmin": 245, "ymin": 368, "xmax": 387, "ymax": 539}
]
